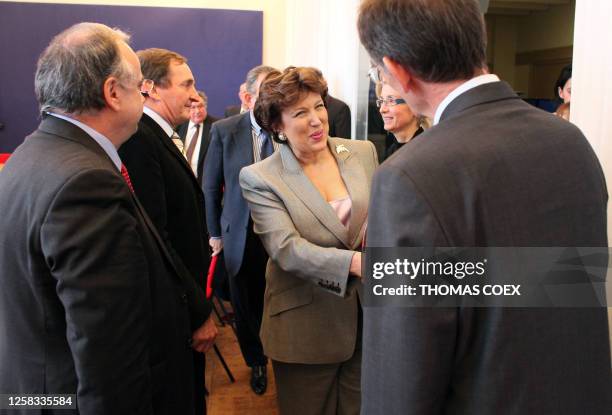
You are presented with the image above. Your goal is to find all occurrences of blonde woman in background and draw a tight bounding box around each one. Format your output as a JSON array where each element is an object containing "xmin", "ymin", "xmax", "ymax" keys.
[{"xmin": 376, "ymin": 82, "xmax": 427, "ymax": 159}]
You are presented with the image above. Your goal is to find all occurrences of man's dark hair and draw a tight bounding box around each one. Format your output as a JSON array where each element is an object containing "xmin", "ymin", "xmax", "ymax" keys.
[
  {"xmin": 555, "ymin": 63, "xmax": 572, "ymax": 100},
  {"xmin": 357, "ymin": 0, "xmax": 487, "ymax": 83},
  {"xmin": 137, "ymin": 48, "xmax": 187, "ymax": 88}
]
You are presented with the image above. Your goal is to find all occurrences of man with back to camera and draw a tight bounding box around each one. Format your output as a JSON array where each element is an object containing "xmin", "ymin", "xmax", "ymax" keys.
[
  {"xmin": 358, "ymin": 0, "xmax": 611, "ymax": 414},
  {"xmin": 203, "ymin": 65, "xmax": 280, "ymax": 395},
  {"xmin": 118, "ymin": 48, "xmax": 217, "ymax": 415},
  {"xmin": 0, "ymin": 22, "xmax": 211, "ymax": 414}
]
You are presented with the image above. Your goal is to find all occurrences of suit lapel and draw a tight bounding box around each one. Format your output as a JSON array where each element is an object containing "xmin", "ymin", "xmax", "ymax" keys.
[
  {"xmin": 142, "ymin": 114, "xmax": 202, "ymax": 194},
  {"xmin": 330, "ymin": 138, "xmax": 369, "ymax": 248},
  {"xmin": 279, "ymin": 141, "xmax": 351, "ymax": 247},
  {"xmin": 232, "ymin": 112, "xmax": 255, "ymax": 166},
  {"xmin": 39, "ymin": 115, "xmax": 187, "ymax": 283},
  {"xmin": 130, "ymin": 190, "xmax": 186, "ymax": 283}
]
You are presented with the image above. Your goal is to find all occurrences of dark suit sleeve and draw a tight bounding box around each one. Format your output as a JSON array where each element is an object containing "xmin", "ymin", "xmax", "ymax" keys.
[
  {"xmin": 120, "ymin": 129, "xmax": 212, "ymax": 328},
  {"xmin": 41, "ymin": 169, "xmax": 152, "ymax": 414},
  {"xmin": 174, "ymin": 248, "xmax": 211, "ymax": 328},
  {"xmin": 333, "ymin": 102, "xmax": 352, "ymax": 139},
  {"xmin": 363, "ymin": 164, "xmax": 456, "ymax": 414},
  {"xmin": 202, "ymin": 123, "xmax": 224, "ymax": 237}
]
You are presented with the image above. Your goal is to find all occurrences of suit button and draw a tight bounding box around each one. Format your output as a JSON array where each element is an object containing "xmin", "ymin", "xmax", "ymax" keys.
[{"xmin": 181, "ymin": 293, "xmax": 188, "ymax": 304}]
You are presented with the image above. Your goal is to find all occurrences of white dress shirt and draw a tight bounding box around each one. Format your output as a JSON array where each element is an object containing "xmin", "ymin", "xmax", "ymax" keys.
[
  {"xmin": 433, "ymin": 74, "xmax": 500, "ymax": 125},
  {"xmin": 143, "ymin": 106, "xmax": 186, "ymax": 154},
  {"xmin": 143, "ymin": 106, "xmax": 174, "ymax": 137},
  {"xmin": 184, "ymin": 121, "xmax": 203, "ymax": 175}
]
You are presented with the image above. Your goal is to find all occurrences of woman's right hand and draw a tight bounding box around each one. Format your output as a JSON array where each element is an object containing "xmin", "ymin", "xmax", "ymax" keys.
[{"xmin": 349, "ymin": 252, "xmax": 362, "ymax": 278}]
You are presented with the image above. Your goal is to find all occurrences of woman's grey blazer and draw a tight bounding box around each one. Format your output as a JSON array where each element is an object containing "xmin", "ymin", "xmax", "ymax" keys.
[{"xmin": 239, "ymin": 137, "xmax": 378, "ymax": 364}]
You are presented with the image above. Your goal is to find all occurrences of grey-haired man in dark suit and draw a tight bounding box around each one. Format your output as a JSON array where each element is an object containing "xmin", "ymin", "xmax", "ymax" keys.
[
  {"xmin": 0, "ymin": 23, "xmax": 210, "ymax": 414},
  {"xmin": 358, "ymin": 0, "xmax": 610, "ymax": 414}
]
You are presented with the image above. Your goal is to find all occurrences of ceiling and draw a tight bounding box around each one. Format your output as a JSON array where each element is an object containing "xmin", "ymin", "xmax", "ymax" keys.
[{"xmin": 487, "ymin": 0, "xmax": 572, "ymax": 16}]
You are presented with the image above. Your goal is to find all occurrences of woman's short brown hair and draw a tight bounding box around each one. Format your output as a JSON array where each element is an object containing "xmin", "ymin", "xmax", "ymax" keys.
[{"xmin": 254, "ymin": 66, "xmax": 328, "ymax": 143}]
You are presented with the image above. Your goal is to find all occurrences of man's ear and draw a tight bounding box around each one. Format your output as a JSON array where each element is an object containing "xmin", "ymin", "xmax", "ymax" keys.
[
  {"xmin": 243, "ymin": 92, "xmax": 255, "ymax": 110},
  {"xmin": 103, "ymin": 76, "xmax": 121, "ymax": 111},
  {"xmin": 147, "ymin": 83, "xmax": 162, "ymax": 101},
  {"xmin": 382, "ymin": 57, "xmax": 412, "ymax": 94}
]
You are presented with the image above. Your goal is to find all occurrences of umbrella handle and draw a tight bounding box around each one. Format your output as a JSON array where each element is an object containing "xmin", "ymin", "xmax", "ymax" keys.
[{"xmin": 206, "ymin": 255, "xmax": 218, "ymax": 299}]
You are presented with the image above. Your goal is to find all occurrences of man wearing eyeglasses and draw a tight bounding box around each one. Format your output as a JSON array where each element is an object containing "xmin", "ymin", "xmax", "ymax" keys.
[
  {"xmin": 0, "ymin": 23, "xmax": 211, "ymax": 414},
  {"xmin": 358, "ymin": 0, "xmax": 610, "ymax": 414},
  {"xmin": 119, "ymin": 48, "xmax": 217, "ymax": 415}
]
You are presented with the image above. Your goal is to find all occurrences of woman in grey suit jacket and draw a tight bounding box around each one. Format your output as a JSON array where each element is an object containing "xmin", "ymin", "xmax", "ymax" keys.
[{"xmin": 239, "ymin": 67, "xmax": 378, "ymax": 415}]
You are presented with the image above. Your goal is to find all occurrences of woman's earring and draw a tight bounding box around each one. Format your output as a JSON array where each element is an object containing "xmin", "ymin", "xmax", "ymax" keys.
[{"xmin": 278, "ymin": 132, "xmax": 287, "ymax": 142}]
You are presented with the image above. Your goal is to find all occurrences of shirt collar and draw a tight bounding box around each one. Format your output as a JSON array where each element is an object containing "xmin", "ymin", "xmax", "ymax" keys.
[
  {"xmin": 189, "ymin": 120, "xmax": 202, "ymax": 130},
  {"xmin": 249, "ymin": 110, "xmax": 263, "ymax": 136},
  {"xmin": 143, "ymin": 106, "xmax": 175, "ymax": 137},
  {"xmin": 47, "ymin": 112, "xmax": 121, "ymax": 171},
  {"xmin": 433, "ymin": 74, "xmax": 500, "ymax": 125}
]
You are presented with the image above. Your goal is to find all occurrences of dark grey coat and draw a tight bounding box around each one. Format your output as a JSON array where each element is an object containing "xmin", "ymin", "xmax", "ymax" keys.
[
  {"xmin": 363, "ymin": 81, "xmax": 611, "ymax": 415},
  {"xmin": 0, "ymin": 116, "xmax": 201, "ymax": 415}
]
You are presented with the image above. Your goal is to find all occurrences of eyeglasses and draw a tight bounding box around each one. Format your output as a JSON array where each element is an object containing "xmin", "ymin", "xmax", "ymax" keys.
[
  {"xmin": 139, "ymin": 79, "xmax": 154, "ymax": 97},
  {"xmin": 368, "ymin": 65, "xmax": 382, "ymax": 84},
  {"xmin": 376, "ymin": 97, "xmax": 406, "ymax": 108}
]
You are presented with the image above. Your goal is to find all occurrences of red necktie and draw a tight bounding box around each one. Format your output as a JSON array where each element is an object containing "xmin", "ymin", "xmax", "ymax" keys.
[{"xmin": 121, "ymin": 164, "xmax": 134, "ymax": 193}]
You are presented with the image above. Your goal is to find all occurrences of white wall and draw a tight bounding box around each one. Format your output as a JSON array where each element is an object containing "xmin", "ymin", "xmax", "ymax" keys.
[
  {"xmin": 284, "ymin": 0, "xmax": 366, "ymax": 139},
  {"xmin": 572, "ymin": 0, "xmax": 612, "ymax": 342},
  {"xmin": 572, "ymin": 0, "xmax": 612, "ymax": 239}
]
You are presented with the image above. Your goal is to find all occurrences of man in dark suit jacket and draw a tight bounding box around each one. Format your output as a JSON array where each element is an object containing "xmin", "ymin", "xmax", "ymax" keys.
[
  {"xmin": 177, "ymin": 90, "xmax": 219, "ymax": 186},
  {"xmin": 0, "ymin": 23, "xmax": 210, "ymax": 414},
  {"xmin": 325, "ymin": 94, "xmax": 352, "ymax": 138},
  {"xmin": 203, "ymin": 65, "xmax": 280, "ymax": 395},
  {"xmin": 224, "ymin": 105, "xmax": 241, "ymax": 118},
  {"xmin": 358, "ymin": 1, "xmax": 611, "ymax": 414},
  {"xmin": 119, "ymin": 48, "xmax": 217, "ymax": 415}
]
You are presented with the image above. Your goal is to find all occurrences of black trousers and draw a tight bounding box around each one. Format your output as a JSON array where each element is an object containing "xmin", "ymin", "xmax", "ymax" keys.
[
  {"xmin": 229, "ymin": 225, "xmax": 268, "ymax": 367},
  {"xmin": 194, "ymin": 351, "xmax": 206, "ymax": 415}
]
